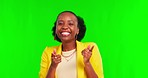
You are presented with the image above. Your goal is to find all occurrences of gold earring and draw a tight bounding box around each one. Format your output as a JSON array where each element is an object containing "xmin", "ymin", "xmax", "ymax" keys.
[{"xmin": 75, "ymin": 34, "xmax": 78, "ymax": 40}]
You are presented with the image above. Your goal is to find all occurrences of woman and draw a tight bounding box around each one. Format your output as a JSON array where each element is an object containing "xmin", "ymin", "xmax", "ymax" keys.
[{"xmin": 39, "ymin": 11, "xmax": 104, "ymax": 78}]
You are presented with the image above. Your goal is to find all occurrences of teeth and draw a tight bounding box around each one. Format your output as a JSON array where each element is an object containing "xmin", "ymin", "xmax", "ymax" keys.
[{"xmin": 61, "ymin": 32, "xmax": 70, "ymax": 35}]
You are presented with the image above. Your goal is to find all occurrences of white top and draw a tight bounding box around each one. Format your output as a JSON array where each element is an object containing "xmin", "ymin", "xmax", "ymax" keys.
[{"xmin": 56, "ymin": 49, "xmax": 77, "ymax": 78}]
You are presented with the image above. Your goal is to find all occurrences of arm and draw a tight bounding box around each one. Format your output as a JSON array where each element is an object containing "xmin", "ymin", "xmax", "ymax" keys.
[
  {"xmin": 84, "ymin": 62, "xmax": 98, "ymax": 78},
  {"xmin": 39, "ymin": 48, "xmax": 49, "ymax": 78},
  {"xmin": 39, "ymin": 48, "xmax": 61, "ymax": 78},
  {"xmin": 46, "ymin": 64, "xmax": 56, "ymax": 78},
  {"xmin": 46, "ymin": 49, "xmax": 61, "ymax": 78},
  {"xmin": 82, "ymin": 43, "xmax": 104, "ymax": 78},
  {"xmin": 91, "ymin": 44, "xmax": 104, "ymax": 78},
  {"xmin": 82, "ymin": 45, "xmax": 98, "ymax": 78}
]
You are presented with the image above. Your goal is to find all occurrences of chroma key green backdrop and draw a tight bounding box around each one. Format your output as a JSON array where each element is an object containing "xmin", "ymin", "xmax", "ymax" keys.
[{"xmin": 0, "ymin": 0, "xmax": 148, "ymax": 78}]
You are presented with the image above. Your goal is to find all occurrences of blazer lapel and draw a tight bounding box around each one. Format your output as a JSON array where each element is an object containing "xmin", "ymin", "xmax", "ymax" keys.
[
  {"xmin": 57, "ymin": 43, "xmax": 62, "ymax": 55},
  {"xmin": 76, "ymin": 41, "xmax": 87, "ymax": 78}
]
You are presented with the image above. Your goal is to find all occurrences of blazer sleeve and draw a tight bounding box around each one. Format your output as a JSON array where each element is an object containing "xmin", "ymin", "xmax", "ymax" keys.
[
  {"xmin": 90, "ymin": 43, "xmax": 104, "ymax": 78},
  {"xmin": 39, "ymin": 47, "xmax": 51, "ymax": 78}
]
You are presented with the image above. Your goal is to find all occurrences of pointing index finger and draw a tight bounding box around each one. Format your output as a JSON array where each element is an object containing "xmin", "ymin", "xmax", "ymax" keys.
[{"xmin": 89, "ymin": 45, "xmax": 94, "ymax": 52}]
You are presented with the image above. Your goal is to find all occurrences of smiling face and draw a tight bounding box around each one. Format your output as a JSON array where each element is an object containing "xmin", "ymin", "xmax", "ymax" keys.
[{"xmin": 55, "ymin": 12, "xmax": 79, "ymax": 43}]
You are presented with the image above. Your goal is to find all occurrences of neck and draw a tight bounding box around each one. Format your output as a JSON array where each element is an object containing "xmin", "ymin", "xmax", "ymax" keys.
[{"xmin": 62, "ymin": 40, "xmax": 76, "ymax": 51}]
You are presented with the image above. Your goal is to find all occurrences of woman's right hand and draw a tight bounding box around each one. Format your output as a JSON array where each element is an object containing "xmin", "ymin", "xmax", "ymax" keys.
[
  {"xmin": 51, "ymin": 49, "xmax": 61, "ymax": 68},
  {"xmin": 46, "ymin": 49, "xmax": 61, "ymax": 78}
]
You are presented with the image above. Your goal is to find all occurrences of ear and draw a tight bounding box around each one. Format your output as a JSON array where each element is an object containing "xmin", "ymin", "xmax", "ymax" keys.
[{"xmin": 76, "ymin": 27, "xmax": 79, "ymax": 35}]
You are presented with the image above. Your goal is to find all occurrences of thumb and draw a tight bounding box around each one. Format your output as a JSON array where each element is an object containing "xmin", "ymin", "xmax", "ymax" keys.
[
  {"xmin": 87, "ymin": 45, "xmax": 91, "ymax": 50},
  {"xmin": 52, "ymin": 49, "xmax": 56, "ymax": 56},
  {"xmin": 53, "ymin": 49, "xmax": 56, "ymax": 54}
]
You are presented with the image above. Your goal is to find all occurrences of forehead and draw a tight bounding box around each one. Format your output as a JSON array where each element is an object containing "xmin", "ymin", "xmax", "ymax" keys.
[{"xmin": 57, "ymin": 12, "xmax": 77, "ymax": 21}]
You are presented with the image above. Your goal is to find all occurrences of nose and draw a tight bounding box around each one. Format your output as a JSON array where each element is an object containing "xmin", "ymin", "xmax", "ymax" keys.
[{"xmin": 61, "ymin": 24, "xmax": 68, "ymax": 30}]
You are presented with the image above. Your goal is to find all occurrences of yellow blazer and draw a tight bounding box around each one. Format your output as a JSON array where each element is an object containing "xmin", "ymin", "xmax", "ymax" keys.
[{"xmin": 39, "ymin": 41, "xmax": 104, "ymax": 78}]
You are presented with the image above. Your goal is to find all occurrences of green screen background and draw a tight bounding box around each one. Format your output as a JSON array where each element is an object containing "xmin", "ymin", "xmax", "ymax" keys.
[{"xmin": 0, "ymin": 0, "xmax": 148, "ymax": 78}]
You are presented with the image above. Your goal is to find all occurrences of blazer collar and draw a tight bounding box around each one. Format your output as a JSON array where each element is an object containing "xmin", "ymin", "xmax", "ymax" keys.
[{"xmin": 56, "ymin": 40, "xmax": 83, "ymax": 54}]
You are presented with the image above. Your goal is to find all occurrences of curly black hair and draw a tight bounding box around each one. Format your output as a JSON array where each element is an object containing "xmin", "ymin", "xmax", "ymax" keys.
[{"xmin": 52, "ymin": 11, "xmax": 86, "ymax": 42}]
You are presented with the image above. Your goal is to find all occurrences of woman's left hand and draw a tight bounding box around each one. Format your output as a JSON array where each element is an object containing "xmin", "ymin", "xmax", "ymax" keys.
[{"xmin": 82, "ymin": 45, "xmax": 94, "ymax": 64}]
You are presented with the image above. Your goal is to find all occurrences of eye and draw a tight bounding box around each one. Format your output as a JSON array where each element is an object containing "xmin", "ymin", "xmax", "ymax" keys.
[
  {"xmin": 57, "ymin": 21, "xmax": 64, "ymax": 26},
  {"xmin": 69, "ymin": 23, "xmax": 74, "ymax": 26}
]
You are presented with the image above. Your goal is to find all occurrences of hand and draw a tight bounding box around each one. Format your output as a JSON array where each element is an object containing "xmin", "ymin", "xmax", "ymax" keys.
[
  {"xmin": 82, "ymin": 45, "xmax": 94, "ymax": 64},
  {"xmin": 51, "ymin": 49, "xmax": 61, "ymax": 68}
]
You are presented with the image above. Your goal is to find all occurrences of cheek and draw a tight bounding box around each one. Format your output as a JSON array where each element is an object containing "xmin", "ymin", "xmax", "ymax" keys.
[
  {"xmin": 72, "ymin": 28, "xmax": 79, "ymax": 35},
  {"xmin": 55, "ymin": 28, "xmax": 57, "ymax": 34},
  {"xmin": 74, "ymin": 27, "xmax": 79, "ymax": 34},
  {"xmin": 55, "ymin": 26, "xmax": 60, "ymax": 34}
]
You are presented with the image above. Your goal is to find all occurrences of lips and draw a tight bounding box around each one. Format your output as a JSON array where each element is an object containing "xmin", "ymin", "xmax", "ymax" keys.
[{"xmin": 61, "ymin": 32, "xmax": 70, "ymax": 36}]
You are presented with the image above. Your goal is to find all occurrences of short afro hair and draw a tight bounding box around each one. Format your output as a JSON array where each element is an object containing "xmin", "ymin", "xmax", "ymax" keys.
[{"xmin": 52, "ymin": 11, "xmax": 86, "ymax": 42}]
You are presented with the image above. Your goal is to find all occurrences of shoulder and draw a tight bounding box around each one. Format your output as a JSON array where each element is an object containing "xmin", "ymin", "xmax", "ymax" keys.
[
  {"xmin": 43, "ymin": 46, "xmax": 59, "ymax": 54},
  {"xmin": 78, "ymin": 41, "xmax": 98, "ymax": 47}
]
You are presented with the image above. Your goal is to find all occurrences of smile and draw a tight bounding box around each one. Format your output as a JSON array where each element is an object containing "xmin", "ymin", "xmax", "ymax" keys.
[{"xmin": 61, "ymin": 32, "xmax": 70, "ymax": 36}]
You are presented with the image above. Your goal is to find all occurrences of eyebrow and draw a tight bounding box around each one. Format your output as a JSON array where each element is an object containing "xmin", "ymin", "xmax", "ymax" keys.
[{"xmin": 57, "ymin": 20, "xmax": 75, "ymax": 23}]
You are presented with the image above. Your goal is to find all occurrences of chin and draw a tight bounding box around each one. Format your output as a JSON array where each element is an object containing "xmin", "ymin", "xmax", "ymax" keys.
[
  {"xmin": 61, "ymin": 39, "xmax": 68, "ymax": 41},
  {"xmin": 61, "ymin": 38, "xmax": 74, "ymax": 42}
]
